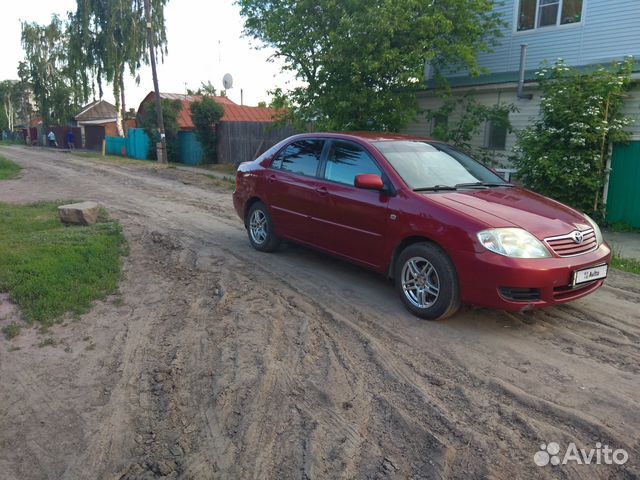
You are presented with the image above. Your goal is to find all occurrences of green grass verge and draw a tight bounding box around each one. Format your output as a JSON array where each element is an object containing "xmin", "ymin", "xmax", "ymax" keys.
[
  {"xmin": 72, "ymin": 151, "xmax": 155, "ymax": 166},
  {"xmin": 202, "ymin": 163, "xmax": 237, "ymax": 174},
  {"xmin": 611, "ymin": 254, "xmax": 640, "ymax": 275},
  {"xmin": 0, "ymin": 202, "xmax": 127, "ymax": 329},
  {"xmin": 0, "ymin": 156, "xmax": 21, "ymax": 180},
  {"xmin": 606, "ymin": 221, "xmax": 640, "ymax": 233}
]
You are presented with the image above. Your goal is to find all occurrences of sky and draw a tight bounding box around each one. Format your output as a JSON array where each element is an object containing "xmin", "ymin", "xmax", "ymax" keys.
[{"xmin": 0, "ymin": 0, "xmax": 297, "ymax": 109}]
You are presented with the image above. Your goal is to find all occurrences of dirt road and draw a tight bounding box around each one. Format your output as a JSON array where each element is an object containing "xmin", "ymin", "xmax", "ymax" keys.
[{"xmin": 0, "ymin": 145, "xmax": 638, "ymax": 480}]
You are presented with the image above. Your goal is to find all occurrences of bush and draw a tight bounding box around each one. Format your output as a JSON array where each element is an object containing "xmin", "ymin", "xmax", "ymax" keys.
[
  {"xmin": 138, "ymin": 99, "xmax": 182, "ymax": 162},
  {"xmin": 190, "ymin": 96, "xmax": 224, "ymax": 163},
  {"xmin": 513, "ymin": 58, "xmax": 634, "ymax": 216}
]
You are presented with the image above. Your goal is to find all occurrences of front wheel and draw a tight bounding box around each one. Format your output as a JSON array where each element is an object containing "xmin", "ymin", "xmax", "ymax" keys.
[
  {"xmin": 394, "ymin": 242, "xmax": 460, "ymax": 320},
  {"xmin": 246, "ymin": 202, "xmax": 280, "ymax": 252}
]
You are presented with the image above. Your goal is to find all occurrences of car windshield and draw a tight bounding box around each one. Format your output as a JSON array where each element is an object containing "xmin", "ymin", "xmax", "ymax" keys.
[{"xmin": 373, "ymin": 141, "xmax": 509, "ymax": 191}]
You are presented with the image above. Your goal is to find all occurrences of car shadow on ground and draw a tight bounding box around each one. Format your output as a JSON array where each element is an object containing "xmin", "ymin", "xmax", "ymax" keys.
[{"xmin": 269, "ymin": 240, "xmax": 549, "ymax": 332}]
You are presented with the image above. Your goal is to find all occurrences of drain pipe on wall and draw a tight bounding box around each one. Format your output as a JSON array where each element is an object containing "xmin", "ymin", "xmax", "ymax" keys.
[{"xmin": 517, "ymin": 44, "xmax": 533, "ymax": 100}]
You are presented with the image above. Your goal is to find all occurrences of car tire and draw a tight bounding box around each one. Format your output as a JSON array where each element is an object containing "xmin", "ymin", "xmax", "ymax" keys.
[
  {"xmin": 394, "ymin": 242, "xmax": 460, "ymax": 320},
  {"xmin": 246, "ymin": 202, "xmax": 280, "ymax": 252}
]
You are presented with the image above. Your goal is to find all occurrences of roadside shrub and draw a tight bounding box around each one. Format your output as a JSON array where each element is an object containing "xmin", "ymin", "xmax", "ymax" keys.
[
  {"xmin": 139, "ymin": 99, "xmax": 182, "ymax": 162},
  {"xmin": 513, "ymin": 58, "xmax": 634, "ymax": 216},
  {"xmin": 190, "ymin": 96, "xmax": 224, "ymax": 163}
]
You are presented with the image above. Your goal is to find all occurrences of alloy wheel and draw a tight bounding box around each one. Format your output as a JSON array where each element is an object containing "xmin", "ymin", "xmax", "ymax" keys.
[
  {"xmin": 401, "ymin": 256, "xmax": 440, "ymax": 308},
  {"xmin": 249, "ymin": 209, "xmax": 268, "ymax": 245}
]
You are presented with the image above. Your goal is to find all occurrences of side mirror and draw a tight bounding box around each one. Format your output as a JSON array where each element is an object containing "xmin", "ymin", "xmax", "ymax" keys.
[{"xmin": 354, "ymin": 174, "xmax": 385, "ymax": 191}]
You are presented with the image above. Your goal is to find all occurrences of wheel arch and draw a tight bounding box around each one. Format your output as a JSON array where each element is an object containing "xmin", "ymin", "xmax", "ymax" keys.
[{"xmin": 387, "ymin": 235, "xmax": 452, "ymax": 279}]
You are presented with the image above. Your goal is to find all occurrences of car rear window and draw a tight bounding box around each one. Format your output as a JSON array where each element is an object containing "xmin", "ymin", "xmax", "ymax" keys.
[{"xmin": 271, "ymin": 139, "xmax": 324, "ymax": 177}]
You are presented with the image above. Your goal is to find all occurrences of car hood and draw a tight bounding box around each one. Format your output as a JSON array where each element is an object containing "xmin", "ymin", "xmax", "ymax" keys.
[{"xmin": 425, "ymin": 187, "xmax": 590, "ymax": 239}]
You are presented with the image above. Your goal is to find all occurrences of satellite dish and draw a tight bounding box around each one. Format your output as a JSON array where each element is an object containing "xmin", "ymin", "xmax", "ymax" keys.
[{"xmin": 223, "ymin": 73, "xmax": 233, "ymax": 90}]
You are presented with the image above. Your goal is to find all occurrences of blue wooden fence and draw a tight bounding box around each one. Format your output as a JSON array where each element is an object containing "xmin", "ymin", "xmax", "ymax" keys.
[
  {"xmin": 178, "ymin": 131, "xmax": 204, "ymax": 165},
  {"xmin": 105, "ymin": 128, "xmax": 151, "ymax": 160}
]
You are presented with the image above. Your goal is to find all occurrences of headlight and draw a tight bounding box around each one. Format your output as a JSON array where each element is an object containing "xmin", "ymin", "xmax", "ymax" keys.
[
  {"xmin": 477, "ymin": 228, "xmax": 551, "ymax": 258},
  {"xmin": 583, "ymin": 214, "xmax": 603, "ymax": 246}
]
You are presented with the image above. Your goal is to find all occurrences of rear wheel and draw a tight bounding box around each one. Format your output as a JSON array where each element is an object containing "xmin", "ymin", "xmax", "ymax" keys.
[
  {"xmin": 246, "ymin": 202, "xmax": 280, "ymax": 252},
  {"xmin": 394, "ymin": 242, "xmax": 460, "ymax": 320}
]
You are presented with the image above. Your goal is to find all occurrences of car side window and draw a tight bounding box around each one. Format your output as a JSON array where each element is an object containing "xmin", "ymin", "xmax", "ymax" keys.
[
  {"xmin": 271, "ymin": 139, "xmax": 324, "ymax": 177},
  {"xmin": 325, "ymin": 141, "xmax": 382, "ymax": 186}
]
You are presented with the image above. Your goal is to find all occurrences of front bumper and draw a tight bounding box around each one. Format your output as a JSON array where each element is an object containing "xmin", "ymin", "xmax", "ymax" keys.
[{"xmin": 454, "ymin": 243, "xmax": 612, "ymax": 311}]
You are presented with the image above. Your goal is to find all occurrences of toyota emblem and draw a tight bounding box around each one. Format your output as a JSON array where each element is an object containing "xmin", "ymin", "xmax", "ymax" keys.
[{"xmin": 572, "ymin": 231, "xmax": 584, "ymax": 244}]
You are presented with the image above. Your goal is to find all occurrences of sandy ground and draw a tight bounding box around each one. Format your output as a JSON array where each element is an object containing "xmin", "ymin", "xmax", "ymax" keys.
[{"xmin": 0, "ymin": 145, "xmax": 638, "ymax": 480}]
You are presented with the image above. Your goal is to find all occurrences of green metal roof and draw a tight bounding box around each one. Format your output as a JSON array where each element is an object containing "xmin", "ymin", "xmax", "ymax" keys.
[{"xmin": 439, "ymin": 60, "xmax": 640, "ymax": 89}]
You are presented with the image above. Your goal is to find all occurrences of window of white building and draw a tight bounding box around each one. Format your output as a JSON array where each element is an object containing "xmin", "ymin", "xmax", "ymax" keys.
[{"xmin": 517, "ymin": 0, "xmax": 583, "ymax": 31}]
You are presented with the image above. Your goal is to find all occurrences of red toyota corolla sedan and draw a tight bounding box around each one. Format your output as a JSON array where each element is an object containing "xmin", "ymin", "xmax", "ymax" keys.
[{"xmin": 233, "ymin": 132, "xmax": 611, "ymax": 320}]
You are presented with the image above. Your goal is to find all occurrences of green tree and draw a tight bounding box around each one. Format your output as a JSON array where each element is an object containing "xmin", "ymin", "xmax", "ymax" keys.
[
  {"xmin": 238, "ymin": 0, "xmax": 503, "ymax": 131},
  {"xmin": 513, "ymin": 58, "xmax": 634, "ymax": 216},
  {"xmin": 187, "ymin": 81, "xmax": 218, "ymax": 96},
  {"xmin": 16, "ymin": 62, "xmax": 35, "ymax": 130},
  {"xmin": 139, "ymin": 99, "xmax": 182, "ymax": 162},
  {"xmin": 190, "ymin": 96, "xmax": 224, "ymax": 163},
  {"xmin": 69, "ymin": 0, "xmax": 168, "ymax": 136},
  {"xmin": 426, "ymin": 93, "xmax": 517, "ymax": 166},
  {"xmin": 0, "ymin": 80, "xmax": 20, "ymax": 132},
  {"xmin": 21, "ymin": 16, "xmax": 87, "ymax": 126}
]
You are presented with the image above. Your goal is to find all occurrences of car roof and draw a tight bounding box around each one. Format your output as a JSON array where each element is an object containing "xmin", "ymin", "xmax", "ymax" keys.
[{"xmin": 290, "ymin": 131, "xmax": 435, "ymax": 144}]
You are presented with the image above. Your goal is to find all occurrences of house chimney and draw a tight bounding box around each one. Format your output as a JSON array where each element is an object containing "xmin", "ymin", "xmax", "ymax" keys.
[{"xmin": 517, "ymin": 44, "xmax": 533, "ymax": 100}]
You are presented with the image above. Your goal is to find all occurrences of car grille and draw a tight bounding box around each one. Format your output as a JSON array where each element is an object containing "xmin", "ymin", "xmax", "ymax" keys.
[{"xmin": 544, "ymin": 229, "xmax": 598, "ymax": 257}]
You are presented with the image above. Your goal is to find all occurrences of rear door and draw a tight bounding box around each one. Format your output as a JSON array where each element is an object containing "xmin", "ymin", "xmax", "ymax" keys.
[
  {"xmin": 313, "ymin": 140, "xmax": 391, "ymax": 269},
  {"xmin": 265, "ymin": 138, "xmax": 326, "ymax": 244}
]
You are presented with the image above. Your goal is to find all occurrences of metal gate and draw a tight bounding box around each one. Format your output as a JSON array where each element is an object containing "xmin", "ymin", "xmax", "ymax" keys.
[
  {"xmin": 85, "ymin": 125, "xmax": 105, "ymax": 150},
  {"xmin": 607, "ymin": 141, "xmax": 640, "ymax": 228},
  {"xmin": 178, "ymin": 131, "xmax": 204, "ymax": 165}
]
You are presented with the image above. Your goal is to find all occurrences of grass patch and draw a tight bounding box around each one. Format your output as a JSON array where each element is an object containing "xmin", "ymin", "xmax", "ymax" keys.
[
  {"xmin": 2, "ymin": 322, "xmax": 21, "ymax": 340},
  {"xmin": 204, "ymin": 163, "xmax": 237, "ymax": 175},
  {"xmin": 606, "ymin": 221, "xmax": 640, "ymax": 233},
  {"xmin": 0, "ymin": 202, "xmax": 127, "ymax": 328},
  {"xmin": 73, "ymin": 151, "xmax": 157, "ymax": 167},
  {"xmin": 204, "ymin": 174, "xmax": 236, "ymax": 190},
  {"xmin": 38, "ymin": 337, "xmax": 57, "ymax": 348},
  {"xmin": 611, "ymin": 253, "xmax": 640, "ymax": 275},
  {"xmin": 0, "ymin": 139, "xmax": 24, "ymax": 146},
  {"xmin": 0, "ymin": 156, "xmax": 21, "ymax": 180}
]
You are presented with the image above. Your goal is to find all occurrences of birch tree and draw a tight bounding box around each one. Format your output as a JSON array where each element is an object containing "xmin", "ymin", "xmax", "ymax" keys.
[
  {"xmin": 69, "ymin": 0, "xmax": 169, "ymax": 136},
  {"xmin": 21, "ymin": 16, "xmax": 87, "ymax": 126}
]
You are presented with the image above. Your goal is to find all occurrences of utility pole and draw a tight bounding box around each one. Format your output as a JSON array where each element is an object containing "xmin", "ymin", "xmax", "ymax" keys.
[{"xmin": 144, "ymin": 0, "xmax": 167, "ymax": 164}]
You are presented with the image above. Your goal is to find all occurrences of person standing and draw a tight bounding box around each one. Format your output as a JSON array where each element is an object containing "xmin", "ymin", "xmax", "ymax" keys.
[
  {"xmin": 47, "ymin": 130, "xmax": 57, "ymax": 148},
  {"xmin": 67, "ymin": 130, "xmax": 75, "ymax": 150}
]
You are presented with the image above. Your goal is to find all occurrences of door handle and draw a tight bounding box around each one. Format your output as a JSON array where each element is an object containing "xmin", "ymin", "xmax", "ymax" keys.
[
  {"xmin": 267, "ymin": 174, "xmax": 277, "ymax": 183},
  {"xmin": 316, "ymin": 186, "xmax": 328, "ymax": 195}
]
